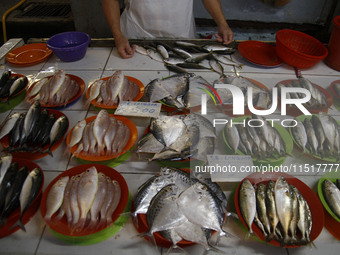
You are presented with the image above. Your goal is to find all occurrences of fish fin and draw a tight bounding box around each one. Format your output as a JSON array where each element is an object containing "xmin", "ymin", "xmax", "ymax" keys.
[
  {"xmin": 167, "ymin": 245, "xmax": 188, "ymax": 255},
  {"xmin": 205, "ymin": 245, "xmax": 226, "ymax": 254}
]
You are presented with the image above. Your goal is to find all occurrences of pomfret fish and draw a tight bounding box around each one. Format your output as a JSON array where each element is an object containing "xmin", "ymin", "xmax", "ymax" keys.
[{"xmin": 177, "ymin": 182, "xmax": 228, "ymax": 237}]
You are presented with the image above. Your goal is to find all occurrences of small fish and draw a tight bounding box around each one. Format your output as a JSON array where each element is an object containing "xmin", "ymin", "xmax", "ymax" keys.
[
  {"xmin": 203, "ymin": 44, "xmax": 235, "ymax": 53},
  {"xmin": 76, "ymin": 167, "xmax": 98, "ymax": 231},
  {"xmin": 291, "ymin": 119, "xmax": 308, "ymax": 152},
  {"xmin": 172, "ymin": 48, "xmax": 192, "ymax": 59},
  {"xmin": 275, "ymin": 176, "xmax": 293, "ymax": 245},
  {"xmin": 16, "ymin": 168, "xmax": 42, "ymax": 231},
  {"xmin": 239, "ymin": 180, "xmax": 256, "ymax": 236},
  {"xmin": 93, "ymin": 110, "xmax": 111, "ymax": 154},
  {"xmin": 68, "ymin": 120, "xmax": 86, "ymax": 148},
  {"xmin": 256, "ymin": 183, "xmax": 271, "ymax": 236},
  {"xmin": 0, "ymin": 112, "xmax": 21, "ymax": 140},
  {"xmin": 224, "ymin": 122, "xmax": 239, "ymax": 153},
  {"xmin": 157, "ymin": 45, "xmax": 169, "ymax": 60},
  {"xmin": 0, "ymin": 154, "xmax": 12, "ymax": 185},
  {"xmin": 266, "ymin": 180, "xmax": 280, "ymax": 240},
  {"xmin": 134, "ymin": 44, "xmax": 148, "ymax": 56},
  {"xmin": 9, "ymin": 77, "xmax": 28, "ymax": 97},
  {"xmin": 323, "ymin": 179, "xmax": 340, "ymax": 219},
  {"xmin": 46, "ymin": 115, "xmax": 69, "ymax": 156},
  {"xmin": 44, "ymin": 176, "xmax": 69, "ymax": 222}
]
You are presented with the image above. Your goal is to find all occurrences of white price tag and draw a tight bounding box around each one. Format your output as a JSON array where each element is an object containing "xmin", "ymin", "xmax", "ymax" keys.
[
  {"xmin": 206, "ymin": 155, "xmax": 254, "ymax": 182},
  {"xmin": 115, "ymin": 101, "xmax": 161, "ymax": 118}
]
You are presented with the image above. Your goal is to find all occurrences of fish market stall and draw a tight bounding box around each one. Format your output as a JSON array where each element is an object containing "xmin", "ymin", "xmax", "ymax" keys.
[{"xmin": 0, "ymin": 33, "xmax": 340, "ymax": 255}]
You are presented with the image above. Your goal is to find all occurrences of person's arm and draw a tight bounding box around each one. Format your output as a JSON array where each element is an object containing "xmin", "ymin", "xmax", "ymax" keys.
[
  {"xmin": 201, "ymin": 0, "xmax": 233, "ymax": 44},
  {"xmin": 103, "ymin": 0, "xmax": 135, "ymax": 58}
]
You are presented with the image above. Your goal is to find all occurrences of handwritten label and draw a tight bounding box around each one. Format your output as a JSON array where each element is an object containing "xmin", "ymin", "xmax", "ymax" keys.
[
  {"xmin": 115, "ymin": 101, "xmax": 161, "ymax": 118},
  {"xmin": 205, "ymin": 155, "xmax": 254, "ymax": 182}
]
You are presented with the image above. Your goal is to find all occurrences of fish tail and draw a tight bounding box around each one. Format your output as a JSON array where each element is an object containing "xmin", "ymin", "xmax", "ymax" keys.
[
  {"xmin": 12, "ymin": 217, "xmax": 26, "ymax": 232},
  {"xmin": 206, "ymin": 244, "xmax": 225, "ymax": 254}
]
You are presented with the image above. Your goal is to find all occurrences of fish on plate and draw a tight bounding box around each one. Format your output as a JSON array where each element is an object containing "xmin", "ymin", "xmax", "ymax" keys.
[{"xmin": 26, "ymin": 70, "xmax": 80, "ymax": 106}]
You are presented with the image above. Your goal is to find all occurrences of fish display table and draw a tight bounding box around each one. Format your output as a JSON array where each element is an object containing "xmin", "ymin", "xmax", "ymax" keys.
[{"xmin": 0, "ymin": 39, "xmax": 340, "ymax": 255}]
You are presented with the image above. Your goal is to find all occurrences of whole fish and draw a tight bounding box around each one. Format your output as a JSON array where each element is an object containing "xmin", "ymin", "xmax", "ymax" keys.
[
  {"xmin": 224, "ymin": 123, "xmax": 239, "ymax": 153},
  {"xmin": 23, "ymin": 101, "xmax": 41, "ymax": 139},
  {"xmin": 133, "ymin": 175, "xmax": 170, "ymax": 219},
  {"xmin": 69, "ymin": 174, "xmax": 82, "ymax": 229},
  {"xmin": 147, "ymin": 184, "xmax": 186, "ymax": 235},
  {"xmin": 48, "ymin": 70, "xmax": 66, "ymax": 100},
  {"xmin": 239, "ymin": 180, "xmax": 256, "ymax": 236},
  {"xmin": 1, "ymin": 166, "xmax": 28, "ymax": 224},
  {"xmin": 209, "ymin": 58, "xmax": 224, "ymax": 76},
  {"xmin": 105, "ymin": 180, "xmax": 121, "ymax": 225},
  {"xmin": 323, "ymin": 179, "xmax": 340, "ymax": 219},
  {"xmin": 157, "ymin": 45, "xmax": 169, "ymax": 60},
  {"xmin": 44, "ymin": 176, "xmax": 69, "ymax": 222},
  {"xmin": 275, "ymin": 176, "xmax": 293, "ymax": 245},
  {"xmin": 9, "ymin": 77, "xmax": 28, "ymax": 97},
  {"xmin": 28, "ymin": 77, "xmax": 49, "ymax": 98},
  {"xmin": 38, "ymin": 113, "xmax": 56, "ymax": 147},
  {"xmin": 265, "ymin": 180, "xmax": 280, "ymax": 240},
  {"xmin": 177, "ymin": 182, "xmax": 228, "ymax": 237},
  {"xmin": 0, "ymin": 154, "xmax": 13, "ymax": 185},
  {"xmin": 27, "ymin": 109, "xmax": 49, "ymax": 145},
  {"xmin": 303, "ymin": 118, "xmax": 319, "ymax": 155},
  {"xmin": 17, "ymin": 168, "xmax": 42, "ymax": 231},
  {"xmin": 98, "ymin": 176, "xmax": 116, "ymax": 228},
  {"xmin": 147, "ymin": 49, "xmax": 164, "ymax": 63},
  {"xmin": 76, "ymin": 166, "xmax": 98, "ymax": 231},
  {"xmin": 0, "ymin": 112, "xmax": 21, "ymax": 140},
  {"xmin": 8, "ymin": 113, "xmax": 25, "ymax": 148},
  {"xmin": 289, "ymin": 185, "xmax": 299, "ymax": 244},
  {"xmin": 63, "ymin": 175, "xmax": 75, "ymax": 226},
  {"xmin": 0, "ymin": 162, "xmax": 18, "ymax": 214},
  {"xmin": 311, "ymin": 115, "xmax": 327, "ymax": 155},
  {"xmin": 203, "ymin": 44, "xmax": 235, "ymax": 53},
  {"xmin": 68, "ymin": 120, "xmax": 86, "ymax": 148},
  {"xmin": 93, "ymin": 110, "xmax": 111, "ymax": 154},
  {"xmin": 134, "ymin": 44, "xmax": 148, "ymax": 55},
  {"xmin": 256, "ymin": 183, "xmax": 271, "ymax": 236},
  {"xmin": 46, "ymin": 115, "xmax": 69, "ymax": 156},
  {"xmin": 86, "ymin": 79, "xmax": 103, "ymax": 107},
  {"xmin": 291, "ymin": 119, "xmax": 308, "ymax": 152},
  {"xmin": 87, "ymin": 172, "xmax": 107, "ymax": 229}
]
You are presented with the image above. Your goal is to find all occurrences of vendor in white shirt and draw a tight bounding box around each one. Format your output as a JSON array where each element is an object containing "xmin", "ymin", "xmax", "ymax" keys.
[{"xmin": 103, "ymin": 0, "xmax": 233, "ymax": 58}]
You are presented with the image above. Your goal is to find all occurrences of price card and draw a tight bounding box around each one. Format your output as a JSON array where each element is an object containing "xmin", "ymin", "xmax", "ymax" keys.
[
  {"xmin": 204, "ymin": 155, "xmax": 254, "ymax": 182},
  {"xmin": 115, "ymin": 101, "xmax": 161, "ymax": 118}
]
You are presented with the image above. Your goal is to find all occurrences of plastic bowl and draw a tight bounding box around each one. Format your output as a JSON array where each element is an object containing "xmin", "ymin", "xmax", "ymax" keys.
[
  {"xmin": 47, "ymin": 31, "xmax": 91, "ymax": 62},
  {"xmin": 276, "ymin": 29, "xmax": 328, "ymax": 69}
]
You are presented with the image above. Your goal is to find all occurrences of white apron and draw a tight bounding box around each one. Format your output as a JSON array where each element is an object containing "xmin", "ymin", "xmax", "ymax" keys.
[{"xmin": 120, "ymin": 0, "xmax": 196, "ymax": 39}]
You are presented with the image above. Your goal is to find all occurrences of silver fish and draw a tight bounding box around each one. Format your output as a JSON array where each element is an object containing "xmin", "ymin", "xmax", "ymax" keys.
[
  {"xmin": 157, "ymin": 45, "xmax": 169, "ymax": 60},
  {"xmin": 323, "ymin": 179, "xmax": 340, "ymax": 219},
  {"xmin": 275, "ymin": 176, "xmax": 293, "ymax": 245},
  {"xmin": 0, "ymin": 154, "xmax": 12, "ymax": 185},
  {"xmin": 291, "ymin": 119, "xmax": 308, "ymax": 152},
  {"xmin": 147, "ymin": 184, "xmax": 187, "ymax": 235},
  {"xmin": 177, "ymin": 182, "xmax": 228, "ymax": 237},
  {"xmin": 303, "ymin": 118, "xmax": 319, "ymax": 155},
  {"xmin": 16, "ymin": 168, "xmax": 42, "ymax": 231},
  {"xmin": 0, "ymin": 113, "xmax": 21, "ymax": 140},
  {"xmin": 256, "ymin": 183, "xmax": 271, "ymax": 236},
  {"xmin": 224, "ymin": 122, "xmax": 239, "ymax": 154},
  {"xmin": 239, "ymin": 180, "xmax": 256, "ymax": 235},
  {"xmin": 266, "ymin": 180, "xmax": 280, "ymax": 240},
  {"xmin": 93, "ymin": 110, "xmax": 111, "ymax": 154}
]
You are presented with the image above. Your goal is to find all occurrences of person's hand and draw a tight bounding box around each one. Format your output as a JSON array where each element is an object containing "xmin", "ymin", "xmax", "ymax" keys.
[
  {"xmin": 114, "ymin": 34, "xmax": 136, "ymax": 59},
  {"xmin": 215, "ymin": 25, "xmax": 234, "ymax": 45}
]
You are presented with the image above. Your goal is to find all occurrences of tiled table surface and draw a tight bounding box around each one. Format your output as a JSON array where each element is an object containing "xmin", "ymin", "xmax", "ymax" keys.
[{"xmin": 0, "ymin": 45, "xmax": 340, "ymax": 255}]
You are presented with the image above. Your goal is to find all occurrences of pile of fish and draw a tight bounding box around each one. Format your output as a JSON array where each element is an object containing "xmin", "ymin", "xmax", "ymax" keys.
[
  {"xmin": 68, "ymin": 109, "xmax": 131, "ymax": 156},
  {"xmin": 133, "ymin": 167, "xmax": 228, "ymax": 252},
  {"xmin": 145, "ymin": 73, "xmax": 213, "ymax": 110},
  {"xmin": 322, "ymin": 179, "xmax": 340, "ymax": 219},
  {"xmin": 276, "ymin": 77, "xmax": 327, "ymax": 109},
  {"xmin": 214, "ymin": 75, "xmax": 272, "ymax": 109},
  {"xmin": 136, "ymin": 113, "xmax": 216, "ymax": 161},
  {"xmin": 0, "ymin": 71, "xmax": 28, "ymax": 101},
  {"xmin": 135, "ymin": 41, "xmax": 241, "ymax": 75},
  {"xmin": 0, "ymin": 154, "xmax": 42, "ymax": 231},
  {"xmin": 44, "ymin": 166, "xmax": 121, "ymax": 232},
  {"xmin": 86, "ymin": 70, "xmax": 140, "ymax": 107},
  {"xmin": 0, "ymin": 102, "xmax": 69, "ymax": 156},
  {"xmin": 224, "ymin": 115, "xmax": 287, "ymax": 159},
  {"xmin": 290, "ymin": 113, "xmax": 340, "ymax": 159},
  {"xmin": 26, "ymin": 70, "xmax": 80, "ymax": 106},
  {"xmin": 239, "ymin": 177, "xmax": 312, "ymax": 246}
]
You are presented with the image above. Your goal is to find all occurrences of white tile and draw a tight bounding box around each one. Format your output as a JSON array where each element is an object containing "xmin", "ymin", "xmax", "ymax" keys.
[
  {"xmin": 43, "ymin": 47, "xmax": 111, "ymax": 71},
  {"xmin": 299, "ymin": 61, "xmax": 340, "ymax": 76},
  {"xmin": 106, "ymin": 48, "xmax": 168, "ymax": 71}
]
